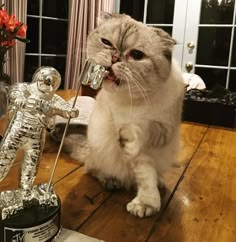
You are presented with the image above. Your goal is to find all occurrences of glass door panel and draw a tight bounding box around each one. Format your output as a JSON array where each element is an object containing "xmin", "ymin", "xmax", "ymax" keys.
[
  {"xmin": 195, "ymin": 67, "xmax": 227, "ymax": 89},
  {"xmin": 229, "ymin": 70, "xmax": 236, "ymax": 91},
  {"xmin": 146, "ymin": 0, "xmax": 175, "ymax": 24},
  {"xmin": 182, "ymin": 0, "xmax": 236, "ymax": 90},
  {"xmin": 119, "ymin": 0, "xmax": 145, "ymax": 21},
  {"xmin": 200, "ymin": 0, "xmax": 235, "ymax": 24},
  {"xmin": 196, "ymin": 27, "xmax": 231, "ymax": 66}
]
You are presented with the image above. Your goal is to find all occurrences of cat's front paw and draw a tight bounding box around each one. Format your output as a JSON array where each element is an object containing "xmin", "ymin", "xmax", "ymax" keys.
[
  {"xmin": 126, "ymin": 196, "xmax": 161, "ymax": 218},
  {"xmin": 119, "ymin": 125, "xmax": 141, "ymax": 159}
]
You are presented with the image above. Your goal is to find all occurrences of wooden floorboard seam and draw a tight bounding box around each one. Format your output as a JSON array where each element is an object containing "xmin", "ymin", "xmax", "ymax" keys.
[
  {"xmin": 76, "ymin": 192, "xmax": 114, "ymax": 231},
  {"xmin": 54, "ymin": 163, "xmax": 84, "ymax": 184}
]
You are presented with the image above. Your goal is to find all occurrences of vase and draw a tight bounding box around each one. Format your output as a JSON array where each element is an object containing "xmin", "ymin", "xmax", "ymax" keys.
[{"xmin": 0, "ymin": 47, "xmax": 10, "ymax": 117}]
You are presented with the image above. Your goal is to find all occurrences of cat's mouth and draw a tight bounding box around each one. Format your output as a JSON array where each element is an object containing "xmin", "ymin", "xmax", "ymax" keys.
[{"xmin": 106, "ymin": 67, "xmax": 121, "ymax": 86}]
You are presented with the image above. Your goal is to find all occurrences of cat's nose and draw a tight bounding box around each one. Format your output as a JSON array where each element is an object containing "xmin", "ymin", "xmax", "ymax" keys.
[{"xmin": 112, "ymin": 52, "xmax": 120, "ymax": 63}]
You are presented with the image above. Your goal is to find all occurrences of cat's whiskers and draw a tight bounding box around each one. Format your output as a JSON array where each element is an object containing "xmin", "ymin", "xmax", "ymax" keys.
[
  {"xmin": 121, "ymin": 72, "xmax": 133, "ymax": 114},
  {"xmin": 128, "ymin": 70, "xmax": 150, "ymax": 106}
]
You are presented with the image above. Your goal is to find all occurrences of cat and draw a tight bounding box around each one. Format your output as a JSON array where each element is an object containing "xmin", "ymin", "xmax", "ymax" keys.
[{"xmin": 64, "ymin": 13, "xmax": 184, "ymax": 218}]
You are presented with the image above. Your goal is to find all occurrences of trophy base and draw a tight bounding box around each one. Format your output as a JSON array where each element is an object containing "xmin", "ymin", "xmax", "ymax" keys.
[{"xmin": 0, "ymin": 190, "xmax": 61, "ymax": 242}]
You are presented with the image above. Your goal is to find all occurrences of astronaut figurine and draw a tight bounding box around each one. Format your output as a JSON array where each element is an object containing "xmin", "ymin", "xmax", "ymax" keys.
[{"xmin": 0, "ymin": 66, "xmax": 79, "ymax": 202}]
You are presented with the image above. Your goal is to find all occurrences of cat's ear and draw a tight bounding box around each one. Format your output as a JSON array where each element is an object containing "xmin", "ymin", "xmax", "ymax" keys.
[
  {"xmin": 152, "ymin": 27, "xmax": 177, "ymax": 46},
  {"xmin": 152, "ymin": 27, "xmax": 177, "ymax": 61},
  {"xmin": 97, "ymin": 12, "xmax": 113, "ymax": 26}
]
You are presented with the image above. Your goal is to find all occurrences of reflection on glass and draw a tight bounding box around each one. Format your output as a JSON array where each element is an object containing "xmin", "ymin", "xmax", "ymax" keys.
[
  {"xmin": 42, "ymin": 0, "xmax": 68, "ymax": 18},
  {"xmin": 41, "ymin": 57, "xmax": 66, "ymax": 89},
  {"xmin": 26, "ymin": 18, "xmax": 39, "ymax": 53},
  {"xmin": 229, "ymin": 70, "xmax": 236, "ymax": 91},
  {"xmin": 147, "ymin": 0, "xmax": 174, "ymax": 24},
  {"xmin": 27, "ymin": 0, "xmax": 39, "ymax": 15},
  {"xmin": 120, "ymin": 0, "xmax": 145, "ymax": 21},
  {"xmin": 196, "ymin": 27, "xmax": 231, "ymax": 66},
  {"xmin": 24, "ymin": 56, "xmax": 39, "ymax": 82},
  {"xmin": 42, "ymin": 20, "xmax": 68, "ymax": 54},
  {"xmin": 195, "ymin": 67, "xmax": 227, "ymax": 89},
  {"xmin": 200, "ymin": 0, "xmax": 235, "ymax": 24}
]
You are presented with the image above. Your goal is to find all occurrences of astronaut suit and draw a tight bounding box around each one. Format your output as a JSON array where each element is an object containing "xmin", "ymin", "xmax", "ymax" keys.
[{"xmin": 0, "ymin": 66, "xmax": 78, "ymax": 200}]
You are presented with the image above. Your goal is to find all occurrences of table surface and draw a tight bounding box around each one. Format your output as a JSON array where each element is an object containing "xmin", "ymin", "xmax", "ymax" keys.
[{"xmin": 0, "ymin": 90, "xmax": 235, "ymax": 242}]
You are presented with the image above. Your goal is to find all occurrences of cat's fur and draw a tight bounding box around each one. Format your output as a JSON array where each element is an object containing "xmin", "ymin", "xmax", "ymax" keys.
[{"xmin": 66, "ymin": 14, "xmax": 184, "ymax": 218}]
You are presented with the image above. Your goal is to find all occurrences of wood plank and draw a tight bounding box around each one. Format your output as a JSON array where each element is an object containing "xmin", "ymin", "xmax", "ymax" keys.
[
  {"xmin": 148, "ymin": 127, "xmax": 236, "ymax": 242},
  {"xmin": 77, "ymin": 123, "xmax": 207, "ymax": 242},
  {"xmin": 54, "ymin": 167, "xmax": 110, "ymax": 231}
]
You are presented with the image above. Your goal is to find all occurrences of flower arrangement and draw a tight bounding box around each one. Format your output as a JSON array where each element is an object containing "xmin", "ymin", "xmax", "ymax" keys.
[
  {"xmin": 0, "ymin": 5, "xmax": 29, "ymax": 48},
  {"xmin": 0, "ymin": 4, "xmax": 29, "ymax": 86}
]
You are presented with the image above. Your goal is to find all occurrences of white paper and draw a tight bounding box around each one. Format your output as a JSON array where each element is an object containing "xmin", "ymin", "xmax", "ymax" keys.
[
  {"xmin": 57, "ymin": 228, "xmax": 105, "ymax": 242},
  {"xmin": 55, "ymin": 96, "xmax": 95, "ymax": 126}
]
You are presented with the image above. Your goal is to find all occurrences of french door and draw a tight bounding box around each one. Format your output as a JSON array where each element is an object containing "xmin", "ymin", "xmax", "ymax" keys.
[{"xmin": 119, "ymin": 0, "xmax": 236, "ymax": 91}]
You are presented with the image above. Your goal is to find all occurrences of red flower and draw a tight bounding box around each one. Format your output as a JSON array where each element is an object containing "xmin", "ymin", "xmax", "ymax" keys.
[
  {"xmin": 0, "ymin": 6, "xmax": 29, "ymax": 48},
  {"xmin": 5, "ymin": 14, "xmax": 18, "ymax": 31},
  {"xmin": 0, "ymin": 9, "xmax": 9, "ymax": 28},
  {"xmin": 16, "ymin": 24, "xmax": 27, "ymax": 39}
]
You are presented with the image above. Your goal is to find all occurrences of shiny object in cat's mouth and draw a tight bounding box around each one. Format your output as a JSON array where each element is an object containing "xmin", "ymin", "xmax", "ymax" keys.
[{"xmin": 106, "ymin": 67, "xmax": 121, "ymax": 86}]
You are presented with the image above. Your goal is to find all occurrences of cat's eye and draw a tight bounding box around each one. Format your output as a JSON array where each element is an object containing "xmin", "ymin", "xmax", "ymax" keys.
[
  {"xmin": 101, "ymin": 38, "xmax": 112, "ymax": 47},
  {"xmin": 129, "ymin": 49, "xmax": 145, "ymax": 60}
]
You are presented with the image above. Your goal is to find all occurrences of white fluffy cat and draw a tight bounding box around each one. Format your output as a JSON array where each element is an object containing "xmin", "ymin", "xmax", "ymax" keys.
[{"xmin": 69, "ymin": 14, "xmax": 184, "ymax": 218}]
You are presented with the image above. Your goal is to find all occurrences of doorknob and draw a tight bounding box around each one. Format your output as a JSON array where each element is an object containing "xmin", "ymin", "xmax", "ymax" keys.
[
  {"xmin": 187, "ymin": 41, "xmax": 195, "ymax": 50},
  {"xmin": 185, "ymin": 62, "xmax": 193, "ymax": 72}
]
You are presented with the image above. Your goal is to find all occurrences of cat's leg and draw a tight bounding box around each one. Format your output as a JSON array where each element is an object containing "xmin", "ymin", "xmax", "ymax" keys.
[
  {"xmin": 103, "ymin": 177, "xmax": 122, "ymax": 191},
  {"xmin": 119, "ymin": 123, "xmax": 169, "ymax": 217},
  {"xmin": 85, "ymin": 162, "xmax": 122, "ymax": 192},
  {"xmin": 126, "ymin": 158, "xmax": 161, "ymax": 217}
]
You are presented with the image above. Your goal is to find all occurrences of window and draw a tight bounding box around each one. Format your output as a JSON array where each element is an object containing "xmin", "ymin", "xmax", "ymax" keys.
[{"xmin": 24, "ymin": 0, "xmax": 69, "ymax": 89}]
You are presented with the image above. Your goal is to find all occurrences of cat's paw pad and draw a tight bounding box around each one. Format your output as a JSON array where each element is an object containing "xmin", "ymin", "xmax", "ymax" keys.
[
  {"xmin": 126, "ymin": 198, "xmax": 160, "ymax": 218},
  {"xmin": 103, "ymin": 177, "xmax": 121, "ymax": 191}
]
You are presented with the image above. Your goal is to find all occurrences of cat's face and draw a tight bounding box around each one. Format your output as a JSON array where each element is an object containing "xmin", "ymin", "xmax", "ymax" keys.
[{"xmin": 87, "ymin": 14, "xmax": 176, "ymax": 95}]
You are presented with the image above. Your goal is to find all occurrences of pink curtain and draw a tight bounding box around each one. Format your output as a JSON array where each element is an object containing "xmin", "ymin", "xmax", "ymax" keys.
[
  {"xmin": 65, "ymin": 0, "xmax": 114, "ymax": 89},
  {"xmin": 1, "ymin": 0, "xmax": 28, "ymax": 83}
]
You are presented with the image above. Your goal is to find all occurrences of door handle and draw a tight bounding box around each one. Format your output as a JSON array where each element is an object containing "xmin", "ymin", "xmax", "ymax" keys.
[
  {"xmin": 187, "ymin": 41, "xmax": 195, "ymax": 50},
  {"xmin": 185, "ymin": 62, "xmax": 193, "ymax": 72}
]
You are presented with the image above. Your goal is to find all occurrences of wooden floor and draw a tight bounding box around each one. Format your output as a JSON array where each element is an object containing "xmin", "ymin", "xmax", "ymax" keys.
[{"xmin": 0, "ymin": 90, "xmax": 235, "ymax": 242}]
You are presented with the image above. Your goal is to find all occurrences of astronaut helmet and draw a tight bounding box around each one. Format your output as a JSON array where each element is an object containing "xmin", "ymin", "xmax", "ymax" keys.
[{"xmin": 32, "ymin": 66, "xmax": 61, "ymax": 94}]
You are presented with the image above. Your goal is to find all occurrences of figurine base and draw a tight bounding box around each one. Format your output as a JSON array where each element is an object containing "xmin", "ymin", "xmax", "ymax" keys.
[{"xmin": 0, "ymin": 197, "xmax": 61, "ymax": 242}]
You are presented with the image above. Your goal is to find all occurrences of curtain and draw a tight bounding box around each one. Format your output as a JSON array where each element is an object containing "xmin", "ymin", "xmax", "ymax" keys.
[
  {"xmin": 0, "ymin": 0, "xmax": 28, "ymax": 83},
  {"xmin": 65, "ymin": 0, "xmax": 114, "ymax": 89}
]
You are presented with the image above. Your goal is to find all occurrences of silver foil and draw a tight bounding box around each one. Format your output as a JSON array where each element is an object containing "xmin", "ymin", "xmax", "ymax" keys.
[
  {"xmin": 0, "ymin": 66, "xmax": 79, "ymax": 220},
  {"xmin": 81, "ymin": 59, "xmax": 108, "ymax": 90}
]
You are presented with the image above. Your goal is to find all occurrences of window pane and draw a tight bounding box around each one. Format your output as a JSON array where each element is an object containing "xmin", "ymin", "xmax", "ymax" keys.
[
  {"xmin": 42, "ymin": 0, "xmax": 68, "ymax": 19},
  {"xmin": 146, "ymin": 0, "xmax": 175, "ymax": 24},
  {"xmin": 41, "ymin": 56, "xmax": 66, "ymax": 89},
  {"xmin": 160, "ymin": 26, "xmax": 172, "ymax": 36},
  {"xmin": 42, "ymin": 19, "xmax": 68, "ymax": 54},
  {"xmin": 200, "ymin": 0, "xmax": 235, "ymax": 24},
  {"xmin": 195, "ymin": 67, "xmax": 227, "ymax": 89},
  {"xmin": 26, "ymin": 17, "xmax": 39, "ymax": 53},
  {"xmin": 196, "ymin": 27, "xmax": 231, "ymax": 66},
  {"xmin": 27, "ymin": 0, "xmax": 39, "ymax": 15},
  {"xmin": 24, "ymin": 56, "xmax": 39, "ymax": 82},
  {"xmin": 229, "ymin": 70, "xmax": 236, "ymax": 91},
  {"xmin": 120, "ymin": 0, "xmax": 145, "ymax": 21},
  {"xmin": 153, "ymin": 26, "xmax": 173, "ymax": 36},
  {"xmin": 230, "ymin": 28, "xmax": 236, "ymax": 66}
]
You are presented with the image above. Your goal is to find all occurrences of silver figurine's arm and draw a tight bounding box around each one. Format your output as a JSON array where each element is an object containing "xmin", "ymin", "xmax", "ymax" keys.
[
  {"xmin": 7, "ymin": 84, "xmax": 29, "ymax": 119},
  {"xmin": 50, "ymin": 94, "xmax": 79, "ymax": 119}
]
